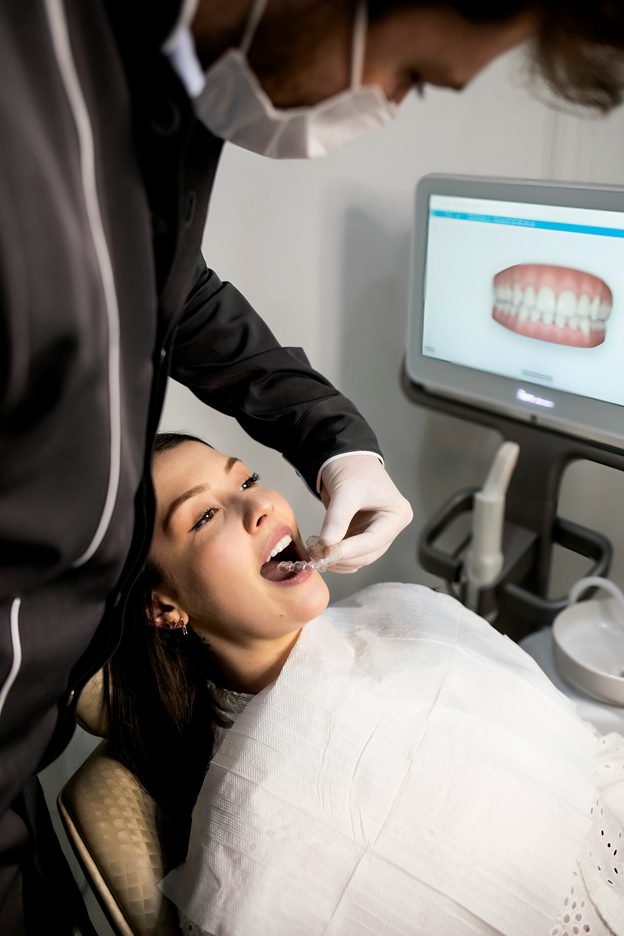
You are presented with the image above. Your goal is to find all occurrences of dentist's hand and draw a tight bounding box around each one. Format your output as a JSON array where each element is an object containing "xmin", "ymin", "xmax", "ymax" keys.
[{"xmin": 310, "ymin": 455, "xmax": 413, "ymax": 573}]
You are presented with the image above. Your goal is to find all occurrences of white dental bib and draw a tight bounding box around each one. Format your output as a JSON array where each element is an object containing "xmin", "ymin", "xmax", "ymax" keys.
[{"xmin": 161, "ymin": 584, "xmax": 600, "ymax": 935}]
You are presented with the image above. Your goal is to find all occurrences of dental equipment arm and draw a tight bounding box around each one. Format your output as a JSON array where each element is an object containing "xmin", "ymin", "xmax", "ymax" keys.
[{"xmin": 464, "ymin": 441, "xmax": 520, "ymax": 612}]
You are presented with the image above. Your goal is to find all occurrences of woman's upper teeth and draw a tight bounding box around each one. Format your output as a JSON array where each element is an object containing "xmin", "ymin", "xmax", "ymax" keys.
[{"xmin": 268, "ymin": 534, "xmax": 292, "ymax": 560}]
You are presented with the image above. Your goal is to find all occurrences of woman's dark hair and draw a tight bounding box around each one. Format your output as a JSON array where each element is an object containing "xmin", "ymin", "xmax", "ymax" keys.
[
  {"xmin": 104, "ymin": 432, "xmax": 228, "ymax": 831},
  {"xmin": 367, "ymin": 1, "xmax": 624, "ymax": 112}
]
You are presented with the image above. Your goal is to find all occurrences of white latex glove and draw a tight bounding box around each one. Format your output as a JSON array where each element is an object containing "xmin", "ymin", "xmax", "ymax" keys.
[{"xmin": 309, "ymin": 454, "xmax": 413, "ymax": 573}]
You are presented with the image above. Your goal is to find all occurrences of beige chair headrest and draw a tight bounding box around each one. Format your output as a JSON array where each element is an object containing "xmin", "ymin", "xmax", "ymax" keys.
[
  {"xmin": 76, "ymin": 669, "xmax": 109, "ymax": 737},
  {"xmin": 58, "ymin": 741, "xmax": 182, "ymax": 935}
]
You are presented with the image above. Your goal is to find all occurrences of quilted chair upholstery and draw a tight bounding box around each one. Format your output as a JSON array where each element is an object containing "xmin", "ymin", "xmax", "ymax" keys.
[{"xmin": 58, "ymin": 674, "xmax": 184, "ymax": 935}]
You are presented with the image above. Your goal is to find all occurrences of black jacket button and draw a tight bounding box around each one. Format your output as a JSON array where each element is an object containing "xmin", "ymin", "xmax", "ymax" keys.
[{"xmin": 149, "ymin": 97, "xmax": 181, "ymax": 136}]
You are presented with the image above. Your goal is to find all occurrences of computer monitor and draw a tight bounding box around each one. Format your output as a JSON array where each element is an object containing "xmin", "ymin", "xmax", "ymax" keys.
[{"xmin": 405, "ymin": 174, "xmax": 624, "ymax": 448}]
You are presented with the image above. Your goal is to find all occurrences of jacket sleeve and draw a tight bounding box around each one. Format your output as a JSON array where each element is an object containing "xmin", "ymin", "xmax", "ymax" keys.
[{"xmin": 169, "ymin": 257, "xmax": 382, "ymax": 492}]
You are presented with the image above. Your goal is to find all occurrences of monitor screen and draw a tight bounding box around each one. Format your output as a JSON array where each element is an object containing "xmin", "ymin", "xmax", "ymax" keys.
[{"xmin": 405, "ymin": 175, "xmax": 624, "ymax": 447}]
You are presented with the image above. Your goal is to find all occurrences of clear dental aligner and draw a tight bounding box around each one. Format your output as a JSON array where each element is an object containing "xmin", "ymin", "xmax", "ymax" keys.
[
  {"xmin": 278, "ymin": 536, "xmax": 332, "ymax": 573},
  {"xmin": 492, "ymin": 264, "xmax": 612, "ymax": 348},
  {"xmin": 277, "ymin": 558, "xmax": 331, "ymax": 573}
]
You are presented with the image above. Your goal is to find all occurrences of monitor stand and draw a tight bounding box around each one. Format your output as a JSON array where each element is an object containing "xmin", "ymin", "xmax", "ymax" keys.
[{"xmin": 402, "ymin": 362, "xmax": 624, "ymax": 641}]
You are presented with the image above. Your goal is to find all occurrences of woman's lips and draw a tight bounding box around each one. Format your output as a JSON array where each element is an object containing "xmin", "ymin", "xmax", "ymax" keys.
[
  {"xmin": 492, "ymin": 263, "xmax": 612, "ymax": 348},
  {"xmin": 260, "ymin": 561, "xmax": 313, "ymax": 586},
  {"xmin": 260, "ymin": 528, "xmax": 311, "ymax": 584},
  {"xmin": 262, "ymin": 525, "xmax": 295, "ymax": 566},
  {"xmin": 266, "ymin": 568, "xmax": 314, "ymax": 587}
]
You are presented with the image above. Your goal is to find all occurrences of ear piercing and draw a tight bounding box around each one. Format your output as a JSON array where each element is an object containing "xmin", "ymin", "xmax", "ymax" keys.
[{"xmin": 165, "ymin": 617, "xmax": 188, "ymax": 636}]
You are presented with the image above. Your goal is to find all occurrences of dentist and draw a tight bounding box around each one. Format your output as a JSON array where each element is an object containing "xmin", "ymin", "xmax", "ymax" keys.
[{"xmin": 1, "ymin": 0, "xmax": 624, "ymax": 932}]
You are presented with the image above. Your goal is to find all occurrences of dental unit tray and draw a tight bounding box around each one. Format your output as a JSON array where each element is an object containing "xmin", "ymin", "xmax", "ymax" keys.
[{"xmin": 403, "ymin": 174, "xmax": 624, "ymax": 640}]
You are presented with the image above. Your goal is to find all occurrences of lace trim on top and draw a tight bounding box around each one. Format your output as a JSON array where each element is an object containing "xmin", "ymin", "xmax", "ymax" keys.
[
  {"xmin": 550, "ymin": 731, "xmax": 624, "ymax": 936},
  {"xmin": 178, "ymin": 911, "xmax": 209, "ymax": 935}
]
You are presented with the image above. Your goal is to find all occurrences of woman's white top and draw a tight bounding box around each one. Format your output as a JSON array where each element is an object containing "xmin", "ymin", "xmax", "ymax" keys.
[{"xmin": 161, "ymin": 584, "xmax": 624, "ymax": 935}]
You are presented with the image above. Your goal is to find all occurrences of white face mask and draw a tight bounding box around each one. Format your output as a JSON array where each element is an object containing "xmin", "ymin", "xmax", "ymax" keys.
[{"xmin": 194, "ymin": 0, "xmax": 399, "ymax": 159}]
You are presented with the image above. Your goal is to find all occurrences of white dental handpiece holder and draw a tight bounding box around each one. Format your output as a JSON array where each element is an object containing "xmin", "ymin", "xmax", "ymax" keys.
[
  {"xmin": 407, "ymin": 367, "xmax": 618, "ymax": 639},
  {"xmin": 464, "ymin": 441, "xmax": 520, "ymax": 614}
]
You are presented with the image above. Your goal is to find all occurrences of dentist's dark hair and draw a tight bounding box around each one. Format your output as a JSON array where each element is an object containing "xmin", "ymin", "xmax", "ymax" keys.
[
  {"xmin": 104, "ymin": 432, "xmax": 228, "ymax": 831},
  {"xmin": 367, "ymin": 0, "xmax": 624, "ymax": 111}
]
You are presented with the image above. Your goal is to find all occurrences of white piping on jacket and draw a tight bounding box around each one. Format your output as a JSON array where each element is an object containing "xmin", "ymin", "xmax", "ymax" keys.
[
  {"xmin": 162, "ymin": 0, "xmax": 201, "ymax": 52},
  {"xmin": 44, "ymin": 0, "xmax": 122, "ymax": 567},
  {"xmin": 0, "ymin": 599, "xmax": 22, "ymax": 720}
]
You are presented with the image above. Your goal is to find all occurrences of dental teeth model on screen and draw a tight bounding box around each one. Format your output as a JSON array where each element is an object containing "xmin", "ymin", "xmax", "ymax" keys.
[{"xmin": 492, "ymin": 264, "xmax": 612, "ymax": 348}]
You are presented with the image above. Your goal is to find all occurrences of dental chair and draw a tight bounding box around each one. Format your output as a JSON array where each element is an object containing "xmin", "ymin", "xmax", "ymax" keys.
[{"xmin": 57, "ymin": 673, "xmax": 182, "ymax": 935}]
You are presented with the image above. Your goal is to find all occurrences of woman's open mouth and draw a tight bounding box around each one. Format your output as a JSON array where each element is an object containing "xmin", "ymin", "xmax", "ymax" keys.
[{"xmin": 260, "ymin": 531, "xmax": 310, "ymax": 583}]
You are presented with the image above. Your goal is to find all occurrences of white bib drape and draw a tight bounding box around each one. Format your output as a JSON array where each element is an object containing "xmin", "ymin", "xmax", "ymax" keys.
[{"xmin": 162, "ymin": 584, "xmax": 600, "ymax": 935}]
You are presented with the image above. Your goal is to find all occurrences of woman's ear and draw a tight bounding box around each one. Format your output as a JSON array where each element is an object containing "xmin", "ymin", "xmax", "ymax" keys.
[{"xmin": 149, "ymin": 589, "xmax": 189, "ymax": 632}]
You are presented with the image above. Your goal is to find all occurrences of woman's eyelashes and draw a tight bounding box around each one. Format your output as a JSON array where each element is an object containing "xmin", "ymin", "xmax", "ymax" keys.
[
  {"xmin": 190, "ymin": 507, "xmax": 218, "ymax": 532},
  {"xmin": 188, "ymin": 473, "xmax": 261, "ymax": 532},
  {"xmin": 241, "ymin": 472, "xmax": 260, "ymax": 490}
]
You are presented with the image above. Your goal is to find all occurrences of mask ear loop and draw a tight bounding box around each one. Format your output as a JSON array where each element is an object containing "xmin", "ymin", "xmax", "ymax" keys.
[
  {"xmin": 240, "ymin": 0, "xmax": 271, "ymax": 55},
  {"xmin": 350, "ymin": 1, "xmax": 369, "ymax": 89}
]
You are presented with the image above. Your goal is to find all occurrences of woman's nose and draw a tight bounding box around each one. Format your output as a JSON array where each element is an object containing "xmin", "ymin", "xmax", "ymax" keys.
[{"xmin": 244, "ymin": 491, "xmax": 275, "ymax": 532}]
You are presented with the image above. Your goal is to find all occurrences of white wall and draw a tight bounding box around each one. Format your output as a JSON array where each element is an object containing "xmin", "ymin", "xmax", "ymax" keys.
[{"xmin": 161, "ymin": 46, "xmax": 624, "ymax": 603}]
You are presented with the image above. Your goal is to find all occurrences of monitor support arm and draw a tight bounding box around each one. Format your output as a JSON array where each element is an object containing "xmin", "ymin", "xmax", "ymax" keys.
[{"xmin": 403, "ymin": 361, "xmax": 623, "ymax": 640}]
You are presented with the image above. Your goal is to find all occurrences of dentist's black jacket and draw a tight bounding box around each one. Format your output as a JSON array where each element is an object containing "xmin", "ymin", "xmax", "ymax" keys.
[{"xmin": 0, "ymin": 1, "xmax": 381, "ymax": 928}]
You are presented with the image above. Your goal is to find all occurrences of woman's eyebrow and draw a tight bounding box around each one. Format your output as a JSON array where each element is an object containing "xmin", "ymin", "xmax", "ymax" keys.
[
  {"xmin": 162, "ymin": 458, "xmax": 242, "ymax": 532},
  {"xmin": 225, "ymin": 456, "xmax": 241, "ymax": 473},
  {"xmin": 163, "ymin": 484, "xmax": 210, "ymax": 532}
]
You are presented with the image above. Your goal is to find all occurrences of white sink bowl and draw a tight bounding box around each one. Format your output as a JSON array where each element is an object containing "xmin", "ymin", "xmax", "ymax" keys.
[{"xmin": 553, "ymin": 595, "xmax": 624, "ymax": 706}]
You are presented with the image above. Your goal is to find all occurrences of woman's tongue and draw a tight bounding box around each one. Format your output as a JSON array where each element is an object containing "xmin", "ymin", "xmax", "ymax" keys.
[{"xmin": 260, "ymin": 559, "xmax": 296, "ymax": 582}]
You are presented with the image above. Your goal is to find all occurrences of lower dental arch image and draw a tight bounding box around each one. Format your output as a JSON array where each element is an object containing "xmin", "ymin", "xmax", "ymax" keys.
[{"xmin": 492, "ymin": 263, "xmax": 613, "ymax": 348}]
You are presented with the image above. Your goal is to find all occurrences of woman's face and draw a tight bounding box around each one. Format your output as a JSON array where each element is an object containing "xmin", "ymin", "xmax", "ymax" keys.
[{"xmin": 149, "ymin": 441, "xmax": 330, "ymax": 647}]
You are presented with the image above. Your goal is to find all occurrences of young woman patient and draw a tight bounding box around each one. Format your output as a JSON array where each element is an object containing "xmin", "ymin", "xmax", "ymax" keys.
[{"xmin": 105, "ymin": 432, "xmax": 624, "ymax": 936}]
